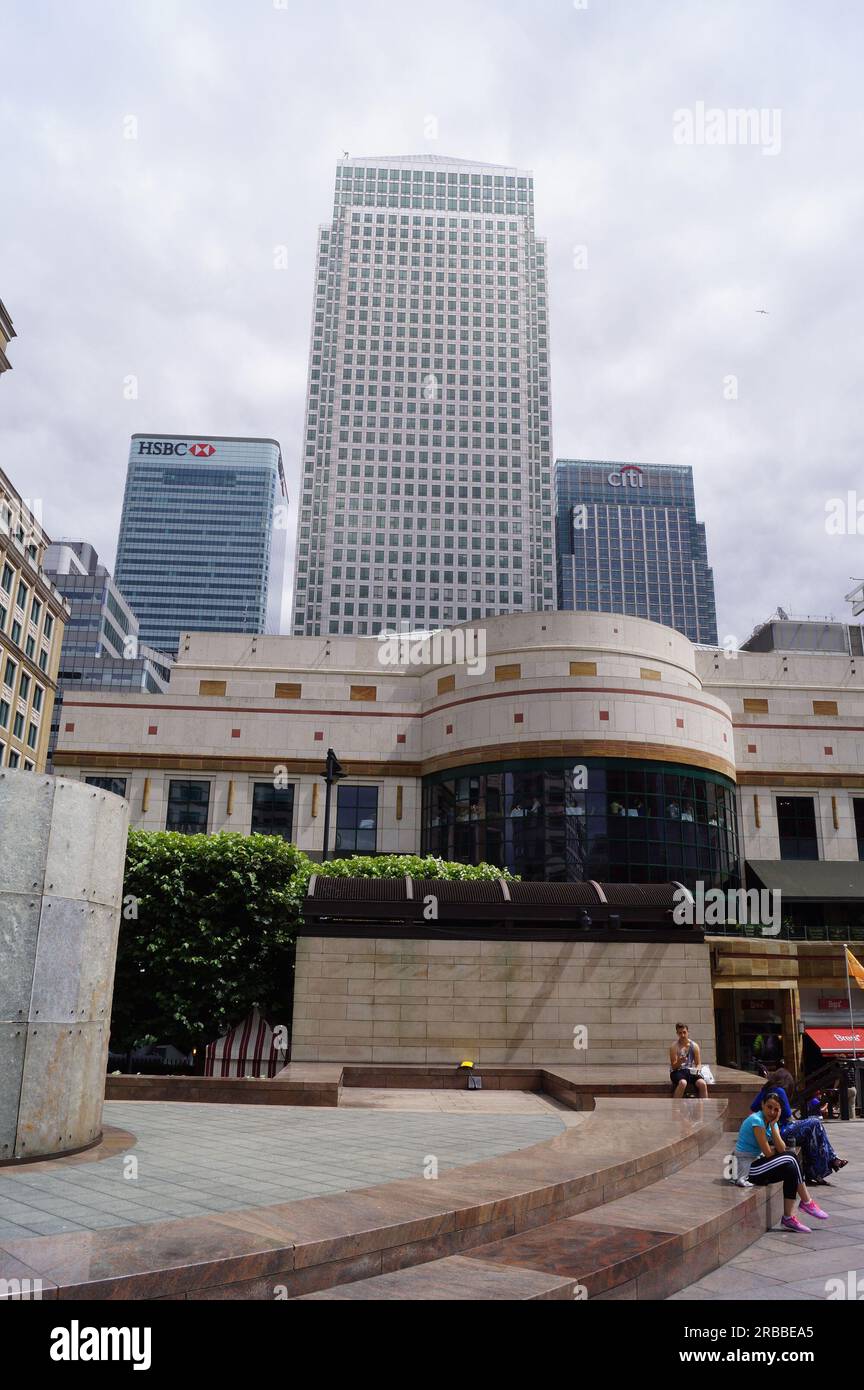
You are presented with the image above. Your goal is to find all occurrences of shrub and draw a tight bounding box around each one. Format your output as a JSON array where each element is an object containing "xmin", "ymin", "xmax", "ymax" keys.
[
  {"xmin": 308, "ymin": 853, "xmax": 517, "ymax": 882},
  {"xmin": 114, "ymin": 835, "xmax": 512, "ymax": 1053}
]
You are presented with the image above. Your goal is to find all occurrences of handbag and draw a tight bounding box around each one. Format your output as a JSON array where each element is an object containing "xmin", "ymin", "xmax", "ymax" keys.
[{"xmin": 700, "ymin": 1064, "xmax": 715, "ymax": 1086}]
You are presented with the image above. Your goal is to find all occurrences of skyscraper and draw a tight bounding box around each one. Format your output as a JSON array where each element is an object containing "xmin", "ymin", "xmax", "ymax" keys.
[
  {"xmin": 291, "ymin": 155, "xmax": 555, "ymax": 637},
  {"xmin": 114, "ymin": 434, "xmax": 287, "ymax": 655},
  {"xmin": 556, "ymin": 460, "xmax": 718, "ymax": 645},
  {"xmin": 42, "ymin": 541, "xmax": 173, "ymax": 767}
]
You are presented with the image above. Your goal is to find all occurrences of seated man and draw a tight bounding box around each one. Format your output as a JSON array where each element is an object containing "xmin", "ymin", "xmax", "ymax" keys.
[{"xmin": 669, "ymin": 1022, "xmax": 708, "ymax": 1098}]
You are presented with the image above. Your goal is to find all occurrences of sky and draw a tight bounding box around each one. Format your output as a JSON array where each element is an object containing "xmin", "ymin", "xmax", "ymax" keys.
[{"xmin": 1, "ymin": 0, "xmax": 862, "ymax": 646}]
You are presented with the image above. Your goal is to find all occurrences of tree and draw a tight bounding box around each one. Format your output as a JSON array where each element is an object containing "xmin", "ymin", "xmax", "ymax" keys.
[{"xmin": 113, "ymin": 835, "xmax": 514, "ymax": 1053}]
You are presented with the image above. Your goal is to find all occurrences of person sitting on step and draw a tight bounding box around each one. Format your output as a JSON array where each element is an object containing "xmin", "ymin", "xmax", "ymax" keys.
[
  {"xmin": 750, "ymin": 1066, "xmax": 848, "ymax": 1186},
  {"xmin": 733, "ymin": 1092, "xmax": 829, "ymax": 1233},
  {"xmin": 669, "ymin": 1022, "xmax": 708, "ymax": 1099}
]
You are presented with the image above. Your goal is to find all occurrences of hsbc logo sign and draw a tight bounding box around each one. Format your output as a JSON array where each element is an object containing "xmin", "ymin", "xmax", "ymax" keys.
[
  {"xmin": 136, "ymin": 440, "xmax": 216, "ymax": 457},
  {"xmin": 608, "ymin": 464, "xmax": 643, "ymax": 489}
]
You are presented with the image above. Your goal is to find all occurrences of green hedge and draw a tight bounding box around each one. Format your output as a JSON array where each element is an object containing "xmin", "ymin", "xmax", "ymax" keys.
[
  {"xmin": 114, "ymin": 833, "xmax": 514, "ymax": 1052},
  {"xmin": 310, "ymin": 853, "xmax": 515, "ymax": 882}
]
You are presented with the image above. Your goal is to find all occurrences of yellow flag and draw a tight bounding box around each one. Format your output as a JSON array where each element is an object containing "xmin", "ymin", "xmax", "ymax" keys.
[{"xmin": 845, "ymin": 948, "xmax": 864, "ymax": 990}]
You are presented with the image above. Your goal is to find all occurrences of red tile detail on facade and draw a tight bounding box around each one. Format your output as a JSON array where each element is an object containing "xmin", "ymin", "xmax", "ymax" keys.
[
  {"xmin": 599, "ymin": 711, "xmax": 609, "ymax": 722},
  {"xmin": 314, "ymin": 731, "xmax": 324, "ymax": 741},
  {"xmin": 231, "ymin": 729, "xmax": 241, "ymax": 739},
  {"xmin": 397, "ymin": 734, "xmax": 406, "ymax": 744},
  {"xmin": 64, "ymin": 722, "xmax": 75, "ymax": 733},
  {"xmin": 148, "ymin": 725, "xmax": 157, "ymax": 735},
  {"xmin": 514, "ymin": 713, "xmax": 524, "ymax": 724},
  {"xmin": 747, "ymin": 744, "xmax": 757, "ymax": 753}
]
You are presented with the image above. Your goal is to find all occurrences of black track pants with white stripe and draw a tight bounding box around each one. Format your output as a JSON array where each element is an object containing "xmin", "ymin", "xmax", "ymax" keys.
[{"xmin": 748, "ymin": 1153, "xmax": 803, "ymax": 1200}]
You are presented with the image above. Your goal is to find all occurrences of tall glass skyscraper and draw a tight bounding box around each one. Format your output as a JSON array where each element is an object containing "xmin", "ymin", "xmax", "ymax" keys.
[
  {"xmin": 291, "ymin": 155, "xmax": 555, "ymax": 636},
  {"xmin": 114, "ymin": 435, "xmax": 287, "ymax": 655},
  {"xmin": 556, "ymin": 460, "xmax": 718, "ymax": 644}
]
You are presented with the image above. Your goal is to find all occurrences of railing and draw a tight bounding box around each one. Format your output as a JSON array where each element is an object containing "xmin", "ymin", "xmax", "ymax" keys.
[{"xmin": 707, "ymin": 922, "xmax": 864, "ymax": 943}]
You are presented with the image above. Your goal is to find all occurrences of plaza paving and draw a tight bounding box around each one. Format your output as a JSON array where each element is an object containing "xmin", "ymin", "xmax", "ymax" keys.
[
  {"xmin": 0, "ymin": 1096, "xmax": 565, "ymax": 1239},
  {"xmin": 671, "ymin": 1118, "xmax": 864, "ymax": 1301}
]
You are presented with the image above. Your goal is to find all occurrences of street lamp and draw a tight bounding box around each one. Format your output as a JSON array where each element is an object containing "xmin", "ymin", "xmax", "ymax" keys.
[{"xmin": 320, "ymin": 748, "xmax": 347, "ymax": 862}]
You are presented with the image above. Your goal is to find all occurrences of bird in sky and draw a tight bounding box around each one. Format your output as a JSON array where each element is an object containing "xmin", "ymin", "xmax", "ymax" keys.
[{"xmin": 756, "ymin": 308, "xmax": 770, "ymax": 314}]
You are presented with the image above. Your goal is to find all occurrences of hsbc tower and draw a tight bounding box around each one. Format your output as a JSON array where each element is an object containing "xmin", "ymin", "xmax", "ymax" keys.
[{"xmin": 114, "ymin": 434, "xmax": 287, "ymax": 655}]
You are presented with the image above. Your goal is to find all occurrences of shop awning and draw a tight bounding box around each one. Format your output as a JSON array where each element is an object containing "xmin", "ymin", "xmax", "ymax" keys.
[
  {"xmin": 747, "ymin": 860, "xmax": 864, "ymax": 900},
  {"xmin": 804, "ymin": 1027, "xmax": 864, "ymax": 1053}
]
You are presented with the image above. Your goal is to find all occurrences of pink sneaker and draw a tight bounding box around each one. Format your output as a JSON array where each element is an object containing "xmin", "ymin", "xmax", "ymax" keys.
[
  {"xmin": 800, "ymin": 1199, "xmax": 829, "ymax": 1220},
  {"xmin": 781, "ymin": 1215, "xmax": 812, "ymax": 1233}
]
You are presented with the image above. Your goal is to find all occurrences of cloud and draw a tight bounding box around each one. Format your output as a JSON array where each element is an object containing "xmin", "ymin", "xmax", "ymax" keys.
[{"xmin": 1, "ymin": 0, "xmax": 862, "ymax": 640}]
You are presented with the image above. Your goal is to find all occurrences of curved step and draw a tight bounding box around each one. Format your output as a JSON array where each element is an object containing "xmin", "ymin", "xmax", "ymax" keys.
[{"xmin": 299, "ymin": 1135, "xmax": 783, "ymax": 1301}]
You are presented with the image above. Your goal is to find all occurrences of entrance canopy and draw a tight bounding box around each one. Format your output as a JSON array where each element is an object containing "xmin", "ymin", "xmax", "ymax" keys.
[
  {"xmin": 748, "ymin": 861, "xmax": 864, "ymax": 900},
  {"xmin": 804, "ymin": 1027, "xmax": 864, "ymax": 1054}
]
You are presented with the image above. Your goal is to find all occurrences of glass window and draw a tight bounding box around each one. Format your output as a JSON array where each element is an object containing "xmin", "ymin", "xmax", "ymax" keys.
[
  {"xmin": 251, "ymin": 782, "xmax": 295, "ymax": 840},
  {"xmin": 335, "ymin": 784, "xmax": 378, "ymax": 854},
  {"xmin": 776, "ymin": 796, "xmax": 819, "ymax": 861},
  {"xmin": 166, "ymin": 779, "xmax": 210, "ymax": 834},
  {"xmin": 422, "ymin": 761, "xmax": 739, "ymax": 889},
  {"xmin": 85, "ymin": 775, "xmax": 128, "ymax": 797}
]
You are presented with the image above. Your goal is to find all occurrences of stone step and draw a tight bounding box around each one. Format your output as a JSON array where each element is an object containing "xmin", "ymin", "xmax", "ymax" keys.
[{"xmin": 299, "ymin": 1135, "xmax": 782, "ymax": 1300}]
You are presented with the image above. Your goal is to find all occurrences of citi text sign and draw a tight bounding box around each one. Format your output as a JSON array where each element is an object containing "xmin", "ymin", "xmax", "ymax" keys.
[{"xmin": 607, "ymin": 465, "xmax": 643, "ymax": 489}]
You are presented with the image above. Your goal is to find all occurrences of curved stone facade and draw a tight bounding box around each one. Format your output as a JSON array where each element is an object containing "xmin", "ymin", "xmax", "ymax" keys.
[
  {"xmin": 51, "ymin": 611, "xmax": 738, "ymax": 875},
  {"xmin": 0, "ymin": 771, "xmax": 129, "ymax": 1162},
  {"xmin": 415, "ymin": 612, "xmax": 735, "ymax": 781}
]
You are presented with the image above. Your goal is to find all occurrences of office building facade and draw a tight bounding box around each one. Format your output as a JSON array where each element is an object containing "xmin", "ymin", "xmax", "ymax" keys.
[
  {"xmin": 0, "ymin": 298, "xmax": 15, "ymax": 379},
  {"xmin": 291, "ymin": 155, "xmax": 555, "ymax": 637},
  {"xmin": 114, "ymin": 435, "xmax": 287, "ymax": 655},
  {"xmin": 0, "ymin": 469, "xmax": 69, "ymax": 771},
  {"xmin": 53, "ymin": 610, "xmax": 864, "ymax": 1077},
  {"xmin": 43, "ymin": 541, "xmax": 172, "ymax": 766},
  {"xmin": 556, "ymin": 460, "xmax": 718, "ymax": 645}
]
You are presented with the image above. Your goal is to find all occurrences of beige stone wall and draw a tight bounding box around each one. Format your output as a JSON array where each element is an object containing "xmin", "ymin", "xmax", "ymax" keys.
[{"xmin": 291, "ymin": 935, "xmax": 717, "ymax": 1066}]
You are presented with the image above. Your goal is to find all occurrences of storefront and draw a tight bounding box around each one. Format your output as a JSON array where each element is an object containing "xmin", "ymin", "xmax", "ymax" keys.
[{"xmin": 713, "ymin": 988, "xmax": 794, "ymax": 1075}]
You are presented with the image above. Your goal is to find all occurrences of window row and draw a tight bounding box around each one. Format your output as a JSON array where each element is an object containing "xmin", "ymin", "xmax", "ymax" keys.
[{"xmin": 84, "ymin": 778, "xmax": 379, "ymax": 852}]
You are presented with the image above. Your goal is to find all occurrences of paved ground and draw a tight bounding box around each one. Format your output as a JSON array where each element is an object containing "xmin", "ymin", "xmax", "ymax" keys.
[
  {"xmin": 0, "ymin": 1100, "xmax": 564, "ymax": 1238},
  {"xmin": 671, "ymin": 1118, "xmax": 864, "ymax": 1301}
]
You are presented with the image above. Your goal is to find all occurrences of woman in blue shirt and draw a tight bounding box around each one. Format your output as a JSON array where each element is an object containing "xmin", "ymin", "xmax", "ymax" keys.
[
  {"xmin": 750, "ymin": 1071, "xmax": 847, "ymax": 1185},
  {"xmin": 734, "ymin": 1093, "xmax": 829, "ymax": 1232}
]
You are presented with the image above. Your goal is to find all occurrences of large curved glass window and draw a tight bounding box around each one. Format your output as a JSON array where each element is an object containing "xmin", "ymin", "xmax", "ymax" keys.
[{"xmin": 422, "ymin": 758, "xmax": 739, "ymax": 889}]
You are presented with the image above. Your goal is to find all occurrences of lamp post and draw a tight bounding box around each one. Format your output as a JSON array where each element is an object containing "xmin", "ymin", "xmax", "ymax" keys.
[{"xmin": 321, "ymin": 748, "xmax": 346, "ymax": 862}]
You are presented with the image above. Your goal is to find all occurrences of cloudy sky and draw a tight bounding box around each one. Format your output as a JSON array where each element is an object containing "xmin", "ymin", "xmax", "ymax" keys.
[{"xmin": 1, "ymin": 0, "xmax": 862, "ymax": 644}]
